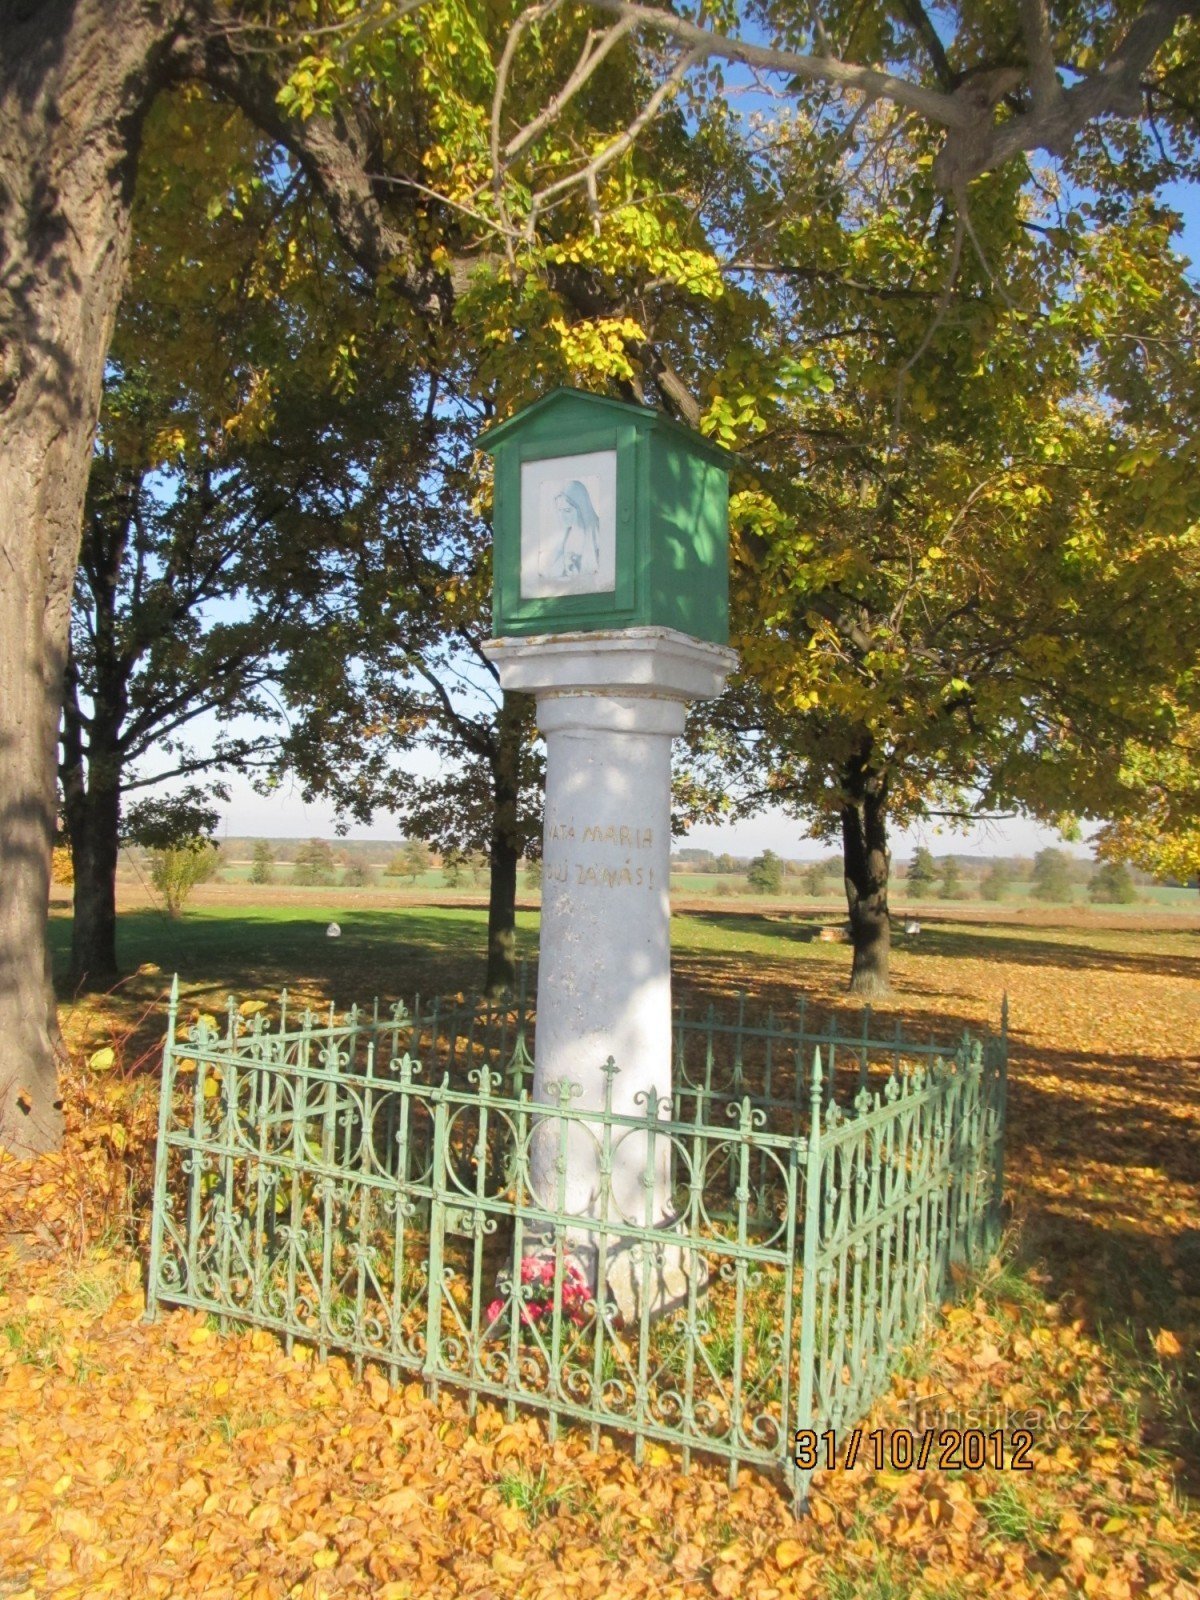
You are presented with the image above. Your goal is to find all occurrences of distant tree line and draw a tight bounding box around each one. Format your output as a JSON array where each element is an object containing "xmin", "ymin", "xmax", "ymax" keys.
[
  {"xmin": 664, "ymin": 846, "xmax": 1155, "ymax": 907},
  {"xmin": 900, "ymin": 847, "xmax": 1144, "ymax": 905}
]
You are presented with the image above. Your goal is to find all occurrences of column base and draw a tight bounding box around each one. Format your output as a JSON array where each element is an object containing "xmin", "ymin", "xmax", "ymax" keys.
[
  {"xmin": 600, "ymin": 1231, "xmax": 710, "ymax": 1324},
  {"xmin": 520, "ymin": 1222, "xmax": 710, "ymax": 1326}
]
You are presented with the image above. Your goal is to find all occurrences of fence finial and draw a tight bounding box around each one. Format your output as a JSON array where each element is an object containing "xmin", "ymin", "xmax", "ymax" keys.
[{"xmin": 601, "ymin": 1055, "xmax": 619, "ymax": 1115}]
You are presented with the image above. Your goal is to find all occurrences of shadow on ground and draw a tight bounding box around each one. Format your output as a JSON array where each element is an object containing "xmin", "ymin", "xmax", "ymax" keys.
[
  {"xmin": 681, "ymin": 908, "xmax": 1200, "ymax": 981},
  {"xmin": 49, "ymin": 906, "xmax": 533, "ymax": 1015}
]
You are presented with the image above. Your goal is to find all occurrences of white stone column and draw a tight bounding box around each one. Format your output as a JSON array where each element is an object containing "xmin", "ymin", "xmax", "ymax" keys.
[{"xmin": 482, "ymin": 628, "xmax": 736, "ymax": 1314}]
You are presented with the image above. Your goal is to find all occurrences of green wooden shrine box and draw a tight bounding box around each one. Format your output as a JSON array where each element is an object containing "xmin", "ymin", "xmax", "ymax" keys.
[{"xmin": 480, "ymin": 388, "xmax": 732, "ymax": 646}]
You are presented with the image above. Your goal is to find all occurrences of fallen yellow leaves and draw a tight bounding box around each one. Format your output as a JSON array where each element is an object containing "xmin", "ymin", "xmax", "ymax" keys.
[
  {"xmin": 1154, "ymin": 1328, "xmax": 1184, "ymax": 1360},
  {"xmin": 1, "ymin": 913, "xmax": 1197, "ymax": 1596},
  {"xmin": 773, "ymin": 1536, "xmax": 805, "ymax": 1569}
]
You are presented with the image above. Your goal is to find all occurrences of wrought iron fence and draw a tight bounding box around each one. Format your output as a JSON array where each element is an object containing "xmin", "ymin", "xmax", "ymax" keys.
[{"xmin": 146, "ymin": 980, "xmax": 1006, "ymax": 1506}]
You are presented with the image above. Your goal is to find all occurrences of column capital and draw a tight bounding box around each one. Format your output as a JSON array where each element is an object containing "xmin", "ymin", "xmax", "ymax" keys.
[{"xmin": 483, "ymin": 626, "xmax": 738, "ymax": 703}]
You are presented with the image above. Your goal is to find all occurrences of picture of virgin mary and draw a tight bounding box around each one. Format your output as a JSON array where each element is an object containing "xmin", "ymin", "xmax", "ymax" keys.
[
  {"xmin": 521, "ymin": 448, "xmax": 617, "ymax": 599},
  {"xmin": 549, "ymin": 479, "xmax": 602, "ymax": 578}
]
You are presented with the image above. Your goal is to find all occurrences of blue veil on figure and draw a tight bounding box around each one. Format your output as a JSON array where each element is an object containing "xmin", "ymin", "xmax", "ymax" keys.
[{"xmin": 552, "ymin": 479, "xmax": 602, "ymax": 577}]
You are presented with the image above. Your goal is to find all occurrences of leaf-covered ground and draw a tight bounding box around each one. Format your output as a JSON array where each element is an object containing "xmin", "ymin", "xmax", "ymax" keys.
[{"xmin": 2, "ymin": 902, "xmax": 1197, "ymax": 1599}]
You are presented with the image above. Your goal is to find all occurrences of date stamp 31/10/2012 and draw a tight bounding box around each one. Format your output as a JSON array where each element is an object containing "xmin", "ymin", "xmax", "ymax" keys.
[{"xmin": 793, "ymin": 1428, "xmax": 1035, "ymax": 1473}]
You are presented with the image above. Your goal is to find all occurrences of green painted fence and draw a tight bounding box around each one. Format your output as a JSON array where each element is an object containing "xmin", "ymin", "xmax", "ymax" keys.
[{"xmin": 146, "ymin": 980, "xmax": 1006, "ymax": 1506}]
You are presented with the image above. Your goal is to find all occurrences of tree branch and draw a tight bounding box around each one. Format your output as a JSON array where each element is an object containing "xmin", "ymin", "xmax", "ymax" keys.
[
  {"xmin": 186, "ymin": 18, "xmax": 453, "ymax": 316},
  {"xmin": 1020, "ymin": 0, "xmax": 1062, "ymax": 116},
  {"xmin": 937, "ymin": 0, "xmax": 1200, "ymax": 185},
  {"xmin": 894, "ymin": 0, "xmax": 957, "ymax": 91},
  {"xmin": 121, "ymin": 746, "xmax": 276, "ymax": 793},
  {"xmin": 726, "ymin": 259, "xmax": 942, "ymax": 300},
  {"xmin": 496, "ymin": 5, "xmax": 638, "ymax": 177},
  {"xmin": 409, "ymin": 656, "xmax": 495, "ymax": 759},
  {"xmin": 579, "ymin": 0, "xmax": 968, "ymax": 128},
  {"xmin": 510, "ymin": 0, "xmax": 1200, "ymax": 200},
  {"xmin": 526, "ymin": 41, "xmax": 707, "ymax": 235}
]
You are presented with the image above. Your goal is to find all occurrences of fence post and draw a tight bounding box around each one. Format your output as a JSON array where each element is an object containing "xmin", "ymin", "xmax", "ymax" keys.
[
  {"xmin": 792, "ymin": 1047, "xmax": 823, "ymax": 1512},
  {"xmin": 965, "ymin": 1041, "xmax": 986, "ymax": 1260},
  {"xmin": 423, "ymin": 1075, "xmax": 450, "ymax": 1400},
  {"xmin": 727, "ymin": 1093, "xmax": 756, "ymax": 1488},
  {"xmin": 185, "ymin": 1011, "xmax": 216, "ymax": 1310},
  {"xmin": 144, "ymin": 974, "xmax": 181, "ymax": 1323},
  {"xmin": 985, "ymin": 998, "xmax": 1009, "ymax": 1252},
  {"xmin": 215, "ymin": 995, "xmax": 241, "ymax": 1335}
]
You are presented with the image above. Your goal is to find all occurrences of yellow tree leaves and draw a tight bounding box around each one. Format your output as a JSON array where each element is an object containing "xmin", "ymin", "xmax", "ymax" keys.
[
  {"xmin": 1095, "ymin": 710, "xmax": 1200, "ymax": 885},
  {"xmin": 702, "ymin": 118, "xmax": 1200, "ymax": 870}
]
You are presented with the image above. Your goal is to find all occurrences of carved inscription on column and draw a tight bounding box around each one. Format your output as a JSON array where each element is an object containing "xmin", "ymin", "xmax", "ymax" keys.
[{"xmin": 543, "ymin": 819, "xmax": 659, "ymax": 895}]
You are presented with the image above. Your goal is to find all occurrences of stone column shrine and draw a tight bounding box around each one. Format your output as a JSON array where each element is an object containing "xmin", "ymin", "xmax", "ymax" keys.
[{"xmin": 480, "ymin": 389, "xmax": 737, "ymax": 1317}]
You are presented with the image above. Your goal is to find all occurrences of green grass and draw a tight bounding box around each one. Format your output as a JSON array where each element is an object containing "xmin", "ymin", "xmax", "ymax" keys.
[
  {"xmin": 48, "ymin": 898, "xmax": 851, "ymax": 1007},
  {"xmin": 213, "ymin": 1406, "xmax": 287, "ymax": 1442},
  {"xmin": 117, "ymin": 866, "xmax": 1200, "ymax": 912},
  {"xmin": 979, "ymin": 1479, "xmax": 1057, "ymax": 1546},
  {"xmin": 495, "ymin": 1465, "xmax": 581, "ymax": 1525},
  {"xmin": 822, "ymin": 1556, "xmax": 919, "ymax": 1600},
  {"xmin": 674, "ymin": 872, "xmax": 1196, "ymax": 912},
  {"xmin": 1, "ymin": 1316, "xmax": 63, "ymax": 1369},
  {"xmin": 57, "ymin": 1261, "xmax": 124, "ymax": 1318}
]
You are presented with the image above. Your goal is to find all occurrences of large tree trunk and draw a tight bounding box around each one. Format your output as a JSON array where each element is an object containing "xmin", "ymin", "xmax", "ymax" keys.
[
  {"xmin": 0, "ymin": 0, "xmax": 176, "ymax": 1151},
  {"xmin": 485, "ymin": 829, "xmax": 520, "ymax": 999},
  {"xmin": 60, "ymin": 472, "xmax": 133, "ymax": 993},
  {"xmin": 840, "ymin": 739, "xmax": 892, "ymax": 996},
  {"xmin": 0, "ymin": 0, "xmax": 448, "ymax": 1153},
  {"xmin": 483, "ymin": 695, "xmax": 527, "ymax": 998},
  {"xmin": 63, "ymin": 775, "xmax": 122, "ymax": 992}
]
